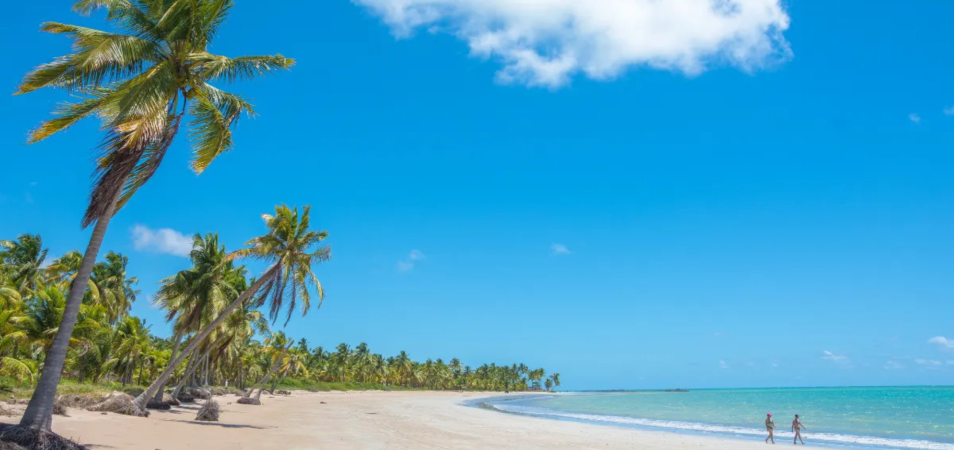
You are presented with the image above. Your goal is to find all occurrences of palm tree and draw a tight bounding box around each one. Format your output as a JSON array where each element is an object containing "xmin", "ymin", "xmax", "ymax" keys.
[
  {"xmin": 17, "ymin": 0, "xmax": 294, "ymax": 430},
  {"xmin": 246, "ymin": 332, "xmax": 291, "ymax": 401},
  {"xmin": 549, "ymin": 373, "xmax": 561, "ymax": 391},
  {"xmin": 134, "ymin": 205, "xmax": 329, "ymax": 411},
  {"xmin": 89, "ymin": 252, "xmax": 139, "ymax": 323},
  {"xmin": 110, "ymin": 317, "xmax": 151, "ymax": 386},
  {"xmin": 0, "ymin": 234, "xmax": 49, "ymax": 294}
]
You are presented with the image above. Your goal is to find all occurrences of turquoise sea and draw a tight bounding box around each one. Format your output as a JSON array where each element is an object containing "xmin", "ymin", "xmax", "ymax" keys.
[{"xmin": 479, "ymin": 387, "xmax": 954, "ymax": 449}]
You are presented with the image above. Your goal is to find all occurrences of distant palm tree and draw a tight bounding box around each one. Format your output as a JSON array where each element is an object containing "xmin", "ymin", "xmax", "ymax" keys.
[
  {"xmin": 17, "ymin": 0, "xmax": 294, "ymax": 430},
  {"xmin": 89, "ymin": 252, "xmax": 139, "ymax": 323},
  {"xmin": 134, "ymin": 205, "xmax": 329, "ymax": 411},
  {"xmin": 0, "ymin": 234, "xmax": 49, "ymax": 294},
  {"xmin": 110, "ymin": 317, "xmax": 151, "ymax": 386}
]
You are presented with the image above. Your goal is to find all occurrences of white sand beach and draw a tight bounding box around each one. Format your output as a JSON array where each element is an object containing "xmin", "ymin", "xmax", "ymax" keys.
[{"xmin": 3, "ymin": 391, "xmax": 781, "ymax": 449}]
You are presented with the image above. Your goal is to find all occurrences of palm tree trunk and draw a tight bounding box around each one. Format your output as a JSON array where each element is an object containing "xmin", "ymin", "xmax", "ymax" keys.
[
  {"xmin": 171, "ymin": 349, "xmax": 200, "ymax": 399},
  {"xmin": 19, "ymin": 189, "xmax": 121, "ymax": 431},
  {"xmin": 177, "ymin": 335, "xmax": 224, "ymax": 395},
  {"xmin": 153, "ymin": 330, "xmax": 183, "ymax": 402},
  {"xmin": 253, "ymin": 347, "xmax": 288, "ymax": 400},
  {"xmin": 269, "ymin": 366, "xmax": 290, "ymax": 394},
  {"xmin": 134, "ymin": 265, "xmax": 278, "ymax": 411}
]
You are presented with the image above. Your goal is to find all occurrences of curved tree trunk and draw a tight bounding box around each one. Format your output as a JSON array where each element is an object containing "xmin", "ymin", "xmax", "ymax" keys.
[
  {"xmin": 134, "ymin": 266, "xmax": 278, "ymax": 411},
  {"xmin": 153, "ymin": 331, "xmax": 183, "ymax": 402},
  {"xmin": 19, "ymin": 189, "xmax": 121, "ymax": 431},
  {"xmin": 269, "ymin": 366, "xmax": 290, "ymax": 395},
  {"xmin": 171, "ymin": 349, "xmax": 201, "ymax": 400},
  {"xmin": 253, "ymin": 347, "xmax": 288, "ymax": 400},
  {"xmin": 172, "ymin": 334, "xmax": 227, "ymax": 399}
]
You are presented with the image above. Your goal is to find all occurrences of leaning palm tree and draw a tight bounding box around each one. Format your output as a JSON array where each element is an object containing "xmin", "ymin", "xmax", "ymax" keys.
[
  {"xmin": 14, "ymin": 0, "xmax": 294, "ymax": 432},
  {"xmin": 155, "ymin": 233, "xmax": 241, "ymax": 402},
  {"xmin": 133, "ymin": 205, "xmax": 329, "ymax": 412}
]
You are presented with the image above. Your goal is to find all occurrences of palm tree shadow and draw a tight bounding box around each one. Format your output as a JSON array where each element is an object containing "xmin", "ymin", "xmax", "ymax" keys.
[{"xmin": 169, "ymin": 419, "xmax": 270, "ymax": 430}]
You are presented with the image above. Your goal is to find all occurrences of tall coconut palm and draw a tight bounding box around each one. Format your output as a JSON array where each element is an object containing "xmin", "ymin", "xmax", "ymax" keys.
[
  {"xmin": 134, "ymin": 205, "xmax": 329, "ymax": 411},
  {"xmin": 17, "ymin": 0, "xmax": 294, "ymax": 430}
]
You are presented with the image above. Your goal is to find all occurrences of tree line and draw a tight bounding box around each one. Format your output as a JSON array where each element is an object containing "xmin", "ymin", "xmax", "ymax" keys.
[{"xmin": 1, "ymin": 232, "xmax": 560, "ymax": 399}]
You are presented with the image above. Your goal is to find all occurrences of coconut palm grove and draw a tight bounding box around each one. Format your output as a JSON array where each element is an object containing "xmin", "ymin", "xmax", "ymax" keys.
[{"xmin": 0, "ymin": 1, "xmax": 558, "ymax": 448}]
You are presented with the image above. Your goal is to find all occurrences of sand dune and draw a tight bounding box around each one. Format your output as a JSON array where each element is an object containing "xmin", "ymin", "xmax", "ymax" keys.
[{"xmin": 3, "ymin": 391, "xmax": 779, "ymax": 449}]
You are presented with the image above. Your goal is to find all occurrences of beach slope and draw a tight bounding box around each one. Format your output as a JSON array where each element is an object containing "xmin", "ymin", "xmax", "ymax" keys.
[{"xmin": 2, "ymin": 391, "xmax": 773, "ymax": 449}]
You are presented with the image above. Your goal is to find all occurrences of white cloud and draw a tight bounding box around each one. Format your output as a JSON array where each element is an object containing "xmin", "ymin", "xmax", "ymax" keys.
[
  {"xmin": 822, "ymin": 350, "xmax": 847, "ymax": 362},
  {"xmin": 944, "ymin": 107, "xmax": 954, "ymax": 116},
  {"xmin": 928, "ymin": 336, "xmax": 954, "ymax": 350},
  {"xmin": 353, "ymin": 0, "xmax": 791, "ymax": 88},
  {"xmin": 884, "ymin": 360, "xmax": 904, "ymax": 370},
  {"xmin": 551, "ymin": 243, "xmax": 571, "ymax": 256},
  {"xmin": 131, "ymin": 225, "xmax": 193, "ymax": 257},
  {"xmin": 915, "ymin": 359, "xmax": 945, "ymax": 367},
  {"xmin": 397, "ymin": 249, "xmax": 426, "ymax": 273},
  {"xmin": 909, "ymin": 113, "xmax": 921, "ymax": 124},
  {"xmin": 719, "ymin": 360, "xmax": 729, "ymax": 369}
]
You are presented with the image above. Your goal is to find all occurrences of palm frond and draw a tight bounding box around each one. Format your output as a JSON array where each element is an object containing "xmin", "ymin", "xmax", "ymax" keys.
[
  {"xmin": 17, "ymin": 23, "xmax": 161, "ymax": 94},
  {"xmin": 27, "ymin": 90, "xmax": 109, "ymax": 143},
  {"xmin": 73, "ymin": 0, "xmax": 162, "ymax": 39},
  {"xmin": 187, "ymin": 85, "xmax": 253, "ymax": 173},
  {"xmin": 191, "ymin": 53, "xmax": 295, "ymax": 83},
  {"xmin": 196, "ymin": 0, "xmax": 233, "ymax": 45}
]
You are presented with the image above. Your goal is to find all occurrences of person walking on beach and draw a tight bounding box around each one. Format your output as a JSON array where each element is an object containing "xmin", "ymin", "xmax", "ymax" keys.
[
  {"xmin": 765, "ymin": 413, "xmax": 778, "ymax": 444},
  {"xmin": 792, "ymin": 414, "xmax": 807, "ymax": 445}
]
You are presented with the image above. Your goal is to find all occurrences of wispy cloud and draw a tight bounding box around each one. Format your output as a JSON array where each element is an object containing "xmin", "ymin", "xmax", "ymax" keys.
[
  {"xmin": 822, "ymin": 350, "xmax": 847, "ymax": 362},
  {"xmin": 353, "ymin": 0, "xmax": 791, "ymax": 88},
  {"xmin": 131, "ymin": 225, "xmax": 193, "ymax": 257},
  {"xmin": 914, "ymin": 359, "xmax": 954, "ymax": 368},
  {"xmin": 944, "ymin": 106, "xmax": 954, "ymax": 116},
  {"xmin": 397, "ymin": 249, "xmax": 426, "ymax": 273},
  {"xmin": 719, "ymin": 360, "xmax": 730, "ymax": 369},
  {"xmin": 884, "ymin": 360, "xmax": 904, "ymax": 370},
  {"xmin": 928, "ymin": 336, "xmax": 954, "ymax": 350},
  {"xmin": 550, "ymin": 243, "xmax": 571, "ymax": 256},
  {"xmin": 909, "ymin": 113, "xmax": 922, "ymax": 124}
]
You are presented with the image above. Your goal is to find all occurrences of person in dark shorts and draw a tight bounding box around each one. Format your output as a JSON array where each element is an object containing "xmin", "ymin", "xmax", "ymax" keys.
[{"xmin": 792, "ymin": 414, "xmax": 807, "ymax": 445}]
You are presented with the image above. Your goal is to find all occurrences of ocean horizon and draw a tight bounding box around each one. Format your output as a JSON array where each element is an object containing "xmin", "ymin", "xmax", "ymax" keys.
[{"xmin": 477, "ymin": 386, "xmax": 954, "ymax": 450}]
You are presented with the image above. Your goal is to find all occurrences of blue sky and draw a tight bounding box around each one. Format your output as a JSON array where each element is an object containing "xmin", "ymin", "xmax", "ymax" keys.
[{"xmin": 2, "ymin": 0, "xmax": 954, "ymax": 390}]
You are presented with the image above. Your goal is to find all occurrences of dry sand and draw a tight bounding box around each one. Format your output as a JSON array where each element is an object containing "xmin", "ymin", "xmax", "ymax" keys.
[{"xmin": 2, "ymin": 391, "xmax": 779, "ymax": 449}]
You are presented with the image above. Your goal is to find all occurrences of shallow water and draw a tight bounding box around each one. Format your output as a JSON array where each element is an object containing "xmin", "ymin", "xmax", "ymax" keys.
[{"xmin": 480, "ymin": 387, "xmax": 954, "ymax": 449}]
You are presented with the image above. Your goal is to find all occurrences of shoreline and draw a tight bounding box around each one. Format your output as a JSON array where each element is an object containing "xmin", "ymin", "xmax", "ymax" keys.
[{"xmin": 2, "ymin": 390, "xmax": 787, "ymax": 449}]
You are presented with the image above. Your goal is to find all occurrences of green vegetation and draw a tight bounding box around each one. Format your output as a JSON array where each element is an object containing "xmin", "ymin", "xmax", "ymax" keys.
[
  {"xmin": 2, "ymin": 231, "xmax": 560, "ymax": 402},
  {"xmin": 2, "ymin": 0, "xmax": 563, "ymax": 446}
]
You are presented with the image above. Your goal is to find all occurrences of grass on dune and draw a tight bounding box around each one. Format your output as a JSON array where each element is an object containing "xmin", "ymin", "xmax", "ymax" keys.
[
  {"xmin": 0, "ymin": 377, "xmax": 418, "ymax": 402},
  {"xmin": 1, "ymin": 377, "xmax": 146, "ymax": 400},
  {"xmin": 274, "ymin": 378, "xmax": 419, "ymax": 392}
]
